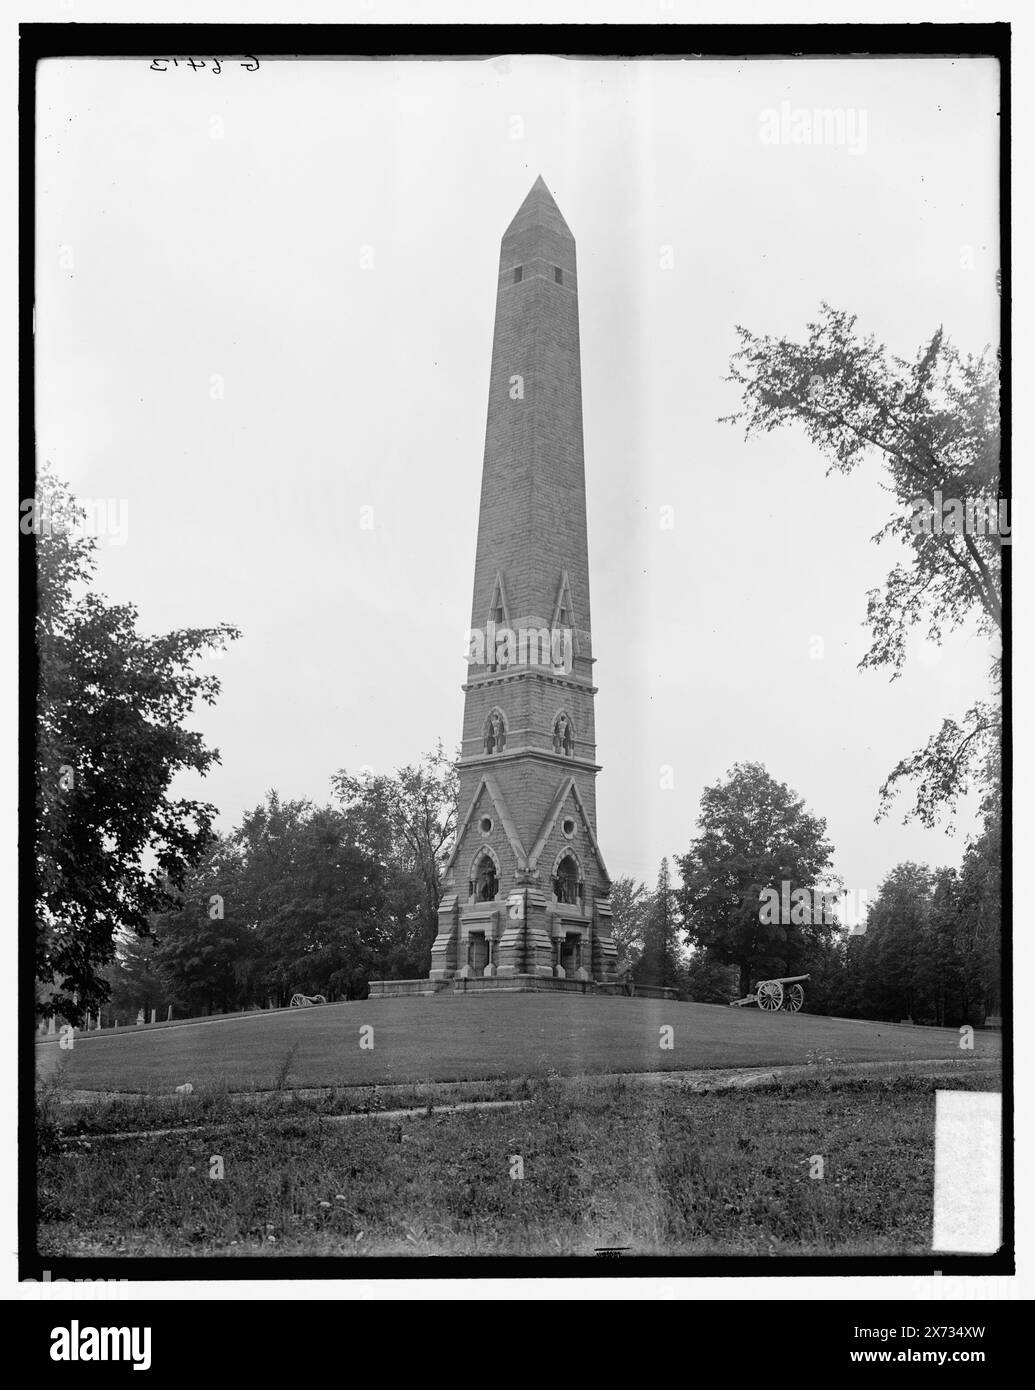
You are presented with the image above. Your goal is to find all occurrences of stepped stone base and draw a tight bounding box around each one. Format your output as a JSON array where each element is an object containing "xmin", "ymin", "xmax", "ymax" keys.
[
  {"xmin": 366, "ymin": 976, "xmax": 677, "ymax": 1000},
  {"xmin": 366, "ymin": 979, "xmax": 453, "ymax": 998}
]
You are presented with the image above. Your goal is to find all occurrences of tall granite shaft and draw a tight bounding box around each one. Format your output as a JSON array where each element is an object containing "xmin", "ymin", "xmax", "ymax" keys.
[{"xmin": 429, "ymin": 176, "xmax": 617, "ymax": 989}]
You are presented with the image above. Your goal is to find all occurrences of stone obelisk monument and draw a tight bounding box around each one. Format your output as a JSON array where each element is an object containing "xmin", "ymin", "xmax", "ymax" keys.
[{"xmin": 428, "ymin": 176, "xmax": 618, "ymax": 992}]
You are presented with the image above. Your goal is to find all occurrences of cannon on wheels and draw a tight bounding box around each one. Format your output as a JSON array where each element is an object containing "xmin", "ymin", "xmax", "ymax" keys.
[
  {"xmin": 289, "ymin": 993, "xmax": 327, "ymax": 1008},
  {"xmin": 729, "ymin": 974, "xmax": 809, "ymax": 1012}
]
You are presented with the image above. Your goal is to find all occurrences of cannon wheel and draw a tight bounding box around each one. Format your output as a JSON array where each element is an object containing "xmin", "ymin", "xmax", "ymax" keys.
[
  {"xmin": 757, "ymin": 980, "xmax": 783, "ymax": 1011},
  {"xmin": 784, "ymin": 983, "xmax": 804, "ymax": 1013}
]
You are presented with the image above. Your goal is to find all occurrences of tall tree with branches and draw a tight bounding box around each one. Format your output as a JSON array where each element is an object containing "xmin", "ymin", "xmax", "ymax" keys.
[
  {"xmin": 331, "ymin": 744, "xmax": 459, "ymax": 974},
  {"xmin": 33, "ymin": 466, "xmax": 238, "ymax": 1022},
  {"xmin": 722, "ymin": 303, "xmax": 1002, "ymax": 828},
  {"xmin": 676, "ymin": 762, "xmax": 837, "ymax": 999},
  {"xmin": 607, "ymin": 874, "xmax": 651, "ymax": 974}
]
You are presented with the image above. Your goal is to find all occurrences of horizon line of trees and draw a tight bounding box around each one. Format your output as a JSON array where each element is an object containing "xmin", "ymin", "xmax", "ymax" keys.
[
  {"xmin": 89, "ymin": 753, "xmax": 457, "ymax": 1024},
  {"xmin": 80, "ymin": 757, "xmax": 1000, "ymax": 1031},
  {"xmin": 608, "ymin": 762, "xmax": 999, "ymax": 1027}
]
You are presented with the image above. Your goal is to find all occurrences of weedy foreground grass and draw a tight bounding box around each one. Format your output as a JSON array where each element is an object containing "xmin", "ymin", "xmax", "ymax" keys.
[{"xmin": 36, "ymin": 1062, "xmax": 1000, "ymax": 1257}]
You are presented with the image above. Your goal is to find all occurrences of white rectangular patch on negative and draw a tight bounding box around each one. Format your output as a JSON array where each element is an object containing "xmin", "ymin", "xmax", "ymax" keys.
[{"xmin": 932, "ymin": 1090, "xmax": 1002, "ymax": 1254}]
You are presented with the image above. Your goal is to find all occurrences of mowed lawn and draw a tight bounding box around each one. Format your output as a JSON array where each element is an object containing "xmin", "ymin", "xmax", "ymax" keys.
[{"xmin": 36, "ymin": 995, "xmax": 1000, "ymax": 1093}]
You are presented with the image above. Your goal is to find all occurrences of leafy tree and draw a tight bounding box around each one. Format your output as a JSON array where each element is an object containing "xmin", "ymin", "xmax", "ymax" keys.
[
  {"xmin": 849, "ymin": 862, "xmax": 973, "ymax": 1025},
  {"xmin": 152, "ymin": 835, "xmax": 257, "ymax": 1016},
  {"xmin": 723, "ymin": 304, "xmax": 1002, "ymax": 827},
  {"xmin": 607, "ymin": 874, "xmax": 651, "ymax": 973},
  {"xmin": 102, "ymin": 930, "xmax": 170, "ymax": 1024},
  {"xmin": 955, "ymin": 814, "xmax": 1001, "ymax": 1021},
  {"xmin": 917, "ymin": 868, "xmax": 965, "ymax": 1027},
  {"xmin": 332, "ymin": 744, "xmax": 459, "ymax": 977},
  {"xmin": 241, "ymin": 800, "xmax": 389, "ymax": 1003},
  {"xmin": 842, "ymin": 930, "xmax": 871, "ymax": 1019},
  {"xmin": 34, "ymin": 466, "xmax": 238, "ymax": 1022},
  {"xmin": 861, "ymin": 863, "xmax": 935, "ymax": 1022},
  {"xmin": 634, "ymin": 859, "xmax": 684, "ymax": 991},
  {"xmin": 843, "ymin": 840, "xmax": 999, "ymax": 1027},
  {"xmin": 794, "ymin": 931, "xmax": 853, "ymax": 1018},
  {"xmin": 682, "ymin": 952, "xmax": 738, "ymax": 1005},
  {"xmin": 154, "ymin": 796, "xmax": 403, "ymax": 1008},
  {"xmin": 675, "ymin": 762, "xmax": 836, "ymax": 998}
]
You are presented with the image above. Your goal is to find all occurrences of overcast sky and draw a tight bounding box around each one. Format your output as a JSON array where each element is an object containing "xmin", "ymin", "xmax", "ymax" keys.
[{"xmin": 35, "ymin": 53, "xmax": 1000, "ymax": 909}]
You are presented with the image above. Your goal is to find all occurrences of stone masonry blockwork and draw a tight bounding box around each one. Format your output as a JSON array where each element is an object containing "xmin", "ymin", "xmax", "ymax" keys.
[{"xmin": 425, "ymin": 177, "xmax": 618, "ymax": 988}]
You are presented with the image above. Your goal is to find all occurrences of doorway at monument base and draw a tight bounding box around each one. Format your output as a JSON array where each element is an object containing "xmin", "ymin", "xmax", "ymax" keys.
[
  {"xmin": 426, "ymin": 887, "xmax": 621, "ymax": 986},
  {"xmin": 365, "ymin": 872, "xmax": 679, "ymax": 999}
]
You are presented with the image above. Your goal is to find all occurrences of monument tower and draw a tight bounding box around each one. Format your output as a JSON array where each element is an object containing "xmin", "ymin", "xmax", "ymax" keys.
[{"xmin": 428, "ymin": 177, "xmax": 619, "ymax": 990}]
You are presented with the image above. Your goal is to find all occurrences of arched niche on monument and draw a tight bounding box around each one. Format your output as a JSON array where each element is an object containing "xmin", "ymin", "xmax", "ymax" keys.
[
  {"xmin": 552, "ymin": 711, "xmax": 576, "ymax": 757},
  {"xmin": 483, "ymin": 708, "xmax": 508, "ymax": 755},
  {"xmin": 469, "ymin": 847, "xmax": 501, "ymax": 903},
  {"xmin": 551, "ymin": 849, "xmax": 583, "ymax": 908}
]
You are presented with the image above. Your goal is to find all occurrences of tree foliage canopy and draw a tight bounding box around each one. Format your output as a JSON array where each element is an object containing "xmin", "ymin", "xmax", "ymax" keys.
[
  {"xmin": 722, "ymin": 303, "xmax": 1002, "ymax": 827},
  {"xmin": 35, "ymin": 467, "xmax": 238, "ymax": 1021},
  {"xmin": 634, "ymin": 858, "xmax": 684, "ymax": 991},
  {"xmin": 675, "ymin": 762, "xmax": 837, "ymax": 998},
  {"xmin": 153, "ymin": 795, "xmax": 403, "ymax": 1013},
  {"xmin": 845, "ymin": 843, "xmax": 999, "ymax": 1027},
  {"xmin": 129, "ymin": 748, "xmax": 459, "ymax": 1018},
  {"xmin": 331, "ymin": 743, "xmax": 459, "ymax": 971},
  {"xmin": 607, "ymin": 875, "xmax": 651, "ymax": 973}
]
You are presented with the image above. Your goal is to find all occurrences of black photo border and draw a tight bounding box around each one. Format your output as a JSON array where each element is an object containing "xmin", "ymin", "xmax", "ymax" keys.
[{"xmin": 18, "ymin": 19, "xmax": 1013, "ymax": 1284}]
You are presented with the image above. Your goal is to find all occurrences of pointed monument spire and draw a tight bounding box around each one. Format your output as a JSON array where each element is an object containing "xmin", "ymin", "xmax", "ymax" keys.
[
  {"xmin": 471, "ymin": 175, "xmax": 588, "ymax": 651},
  {"xmin": 503, "ymin": 175, "xmax": 573, "ymax": 241}
]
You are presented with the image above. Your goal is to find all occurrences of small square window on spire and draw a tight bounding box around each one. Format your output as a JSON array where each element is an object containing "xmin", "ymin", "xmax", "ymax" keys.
[
  {"xmin": 555, "ymin": 267, "xmax": 563, "ymax": 284},
  {"xmin": 513, "ymin": 266, "xmax": 523, "ymax": 284}
]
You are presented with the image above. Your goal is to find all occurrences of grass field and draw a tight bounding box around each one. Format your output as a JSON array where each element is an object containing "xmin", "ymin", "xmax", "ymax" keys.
[
  {"xmin": 34, "ymin": 995, "xmax": 1000, "ymax": 1093},
  {"xmin": 37, "ymin": 1063, "xmax": 1002, "ymax": 1257}
]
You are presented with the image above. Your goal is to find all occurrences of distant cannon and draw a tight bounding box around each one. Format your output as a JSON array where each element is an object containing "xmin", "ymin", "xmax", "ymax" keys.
[
  {"xmin": 289, "ymin": 993, "xmax": 327, "ymax": 1008},
  {"xmin": 729, "ymin": 974, "xmax": 809, "ymax": 1013}
]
